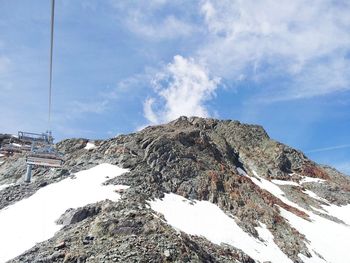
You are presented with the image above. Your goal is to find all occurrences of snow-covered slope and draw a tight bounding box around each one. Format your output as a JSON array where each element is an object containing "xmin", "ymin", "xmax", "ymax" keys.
[
  {"xmin": 149, "ymin": 193, "xmax": 293, "ymax": 263},
  {"xmin": 0, "ymin": 164, "xmax": 128, "ymax": 263},
  {"xmin": 150, "ymin": 169, "xmax": 350, "ymax": 263}
]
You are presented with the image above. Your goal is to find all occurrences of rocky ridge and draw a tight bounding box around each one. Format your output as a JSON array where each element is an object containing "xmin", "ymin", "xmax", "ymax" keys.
[{"xmin": 0, "ymin": 116, "xmax": 349, "ymax": 263}]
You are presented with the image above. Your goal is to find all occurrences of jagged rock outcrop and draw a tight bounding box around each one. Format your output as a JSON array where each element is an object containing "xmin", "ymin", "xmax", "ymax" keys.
[{"xmin": 0, "ymin": 117, "xmax": 349, "ymax": 263}]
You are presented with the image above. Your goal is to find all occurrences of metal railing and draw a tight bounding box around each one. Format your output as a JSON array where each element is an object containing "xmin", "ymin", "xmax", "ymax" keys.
[{"xmin": 18, "ymin": 131, "xmax": 53, "ymax": 144}]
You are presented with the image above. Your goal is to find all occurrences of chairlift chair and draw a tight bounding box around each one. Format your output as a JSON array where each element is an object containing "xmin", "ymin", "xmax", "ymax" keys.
[
  {"xmin": 18, "ymin": 131, "xmax": 63, "ymax": 168},
  {"xmin": 19, "ymin": 130, "xmax": 63, "ymax": 183},
  {"xmin": 27, "ymin": 142, "xmax": 63, "ymax": 168},
  {"xmin": 26, "ymin": 152, "xmax": 63, "ymax": 168},
  {"xmin": 18, "ymin": 131, "xmax": 53, "ymax": 144}
]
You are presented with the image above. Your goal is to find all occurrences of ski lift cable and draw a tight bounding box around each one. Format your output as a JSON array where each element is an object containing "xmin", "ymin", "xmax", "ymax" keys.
[
  {"xmin": 1, "ymin": 0, "xmax": 63, "ymax": 181},
  {"xmin": 48, "ymin": 0, "xmax": 55, "ymax": 130}
]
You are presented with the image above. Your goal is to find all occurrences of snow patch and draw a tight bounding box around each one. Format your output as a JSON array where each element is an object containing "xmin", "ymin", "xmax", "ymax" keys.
[
  {"xmin": 0, "ymin": 163, "xmax": 129, "ymax": 263},
  {"xmin": 303, "ymin": 190, "xmax": 328, "ymax": 203},
  {"xmin": 251, "ymin": 172, "xmax": 331, "ymax": 213},
  {"xmin": 149, "ymin": 193, "xmax": 292, "ymax": 263},
  {"xmin": 251, "ymin": 171, "xmax": 350, "ymax": 262},
  {"xmin": 237, "ymin": 167, "xmax": 248, "ymax": 176},
  {"xmin": 298, "ymin": 245, "xmax": 327, "ymax": 263},
  {"xmin": 272, "ymin": 179, "xmax": 300, "ymax": 186},
  {"xmin": 255, "ymin": 222, "xmax": 292, "ymax": 261},
  {"xmin": 280, "ymin": 206, "xmax": 350, "ymax": 263},
  {"xmin": 300, "ymin": 177, "xmax": 326, "ymax": 184},
  {"xmin": 310, "ymin": 206, "xmax": 328, "ymax": 214},
  {"xmin": 250, "ymin": 170, "xmax": 305, "ymax": 211},
  {"xmin": 84, "ymin": 142, "xmax": 96, "ymax": 150},
  {"xmin": 321, "ymin": 204, "xmax": 350, "ymax": 225},
  {"xmin": 0, "ymin": 184, "xmax": 13, "ymax": 192}
]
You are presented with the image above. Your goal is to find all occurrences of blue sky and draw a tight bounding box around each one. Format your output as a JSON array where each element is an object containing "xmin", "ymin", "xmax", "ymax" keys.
[{"xmin": 0, "ymin": 0, "xmax": 349, "ymax": 175}]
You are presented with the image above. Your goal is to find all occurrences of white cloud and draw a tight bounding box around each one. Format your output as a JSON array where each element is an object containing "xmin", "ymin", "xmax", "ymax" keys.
[
  {"xmin": 110, "ymin": 0, "xmax": 196, "ymax": 40},
  {"xmin": 115, "ymin": 0, "xmax": 350, "ymax": 109},
  {"xmin": 143, "ymin": 97, "xmax": 159, "ymax": 124},
  {"xmin": 306, "ymin": 144, "xmax": 350, "ymax": 153},
  {"xmin": 126, "ymin": 14, "xmax": 194, "ymax": 40},
  {"xmin": 144, "ymin": 55, "xmax": 220, "ymax": 124},
  {"xmin": 286, "ymin": 57, "xmax": 350, "ymax": 99},
  {"xmin": 72, "ymin": 100, "xmax": 109, "ymax": 114},
  {"xmin": 110, "ymin": 0, "xmax": 350, "ymax": 129},
  {"xmin": 263, "ymin": 56, "xmax": 350, "ymax": 101},
  {"xmin": 198, "ymin": 0, "xmax": 350, "ymax": 99},
  {"xmin": 52, "ymin": 99, "xmax": 110, "ymax": 125},
  {"xmin": 103, "ymin": 72, "xmax": 153, "ymax": 100}
]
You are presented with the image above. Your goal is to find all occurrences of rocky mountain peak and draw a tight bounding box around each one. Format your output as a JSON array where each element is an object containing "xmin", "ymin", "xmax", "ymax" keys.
[{"xmin": 0, "ymin": 117, "xmax": 349, "ymax": 263}]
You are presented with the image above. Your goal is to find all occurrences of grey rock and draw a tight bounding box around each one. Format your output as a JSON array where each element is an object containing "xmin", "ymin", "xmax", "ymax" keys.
[
  {"xmin": 2, "ymin": 117, "xmax": 350, "ymax": 263},
  {"xmin": 56, "ymin": 204, "xmax": 101, "ymax": 226}
]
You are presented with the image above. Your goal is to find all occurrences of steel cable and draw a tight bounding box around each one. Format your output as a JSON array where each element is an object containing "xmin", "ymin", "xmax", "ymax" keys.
[{"xmin": 48, "ymin": 0, "xmax": 55, "ymax": 129}]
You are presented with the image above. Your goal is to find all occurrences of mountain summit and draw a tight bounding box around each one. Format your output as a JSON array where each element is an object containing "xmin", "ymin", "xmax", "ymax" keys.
[{"xmin": 0, "ymin": 117, "xmax": 349, "ymax": 263}]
